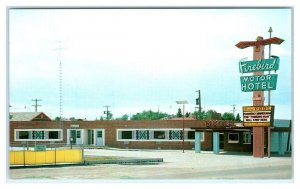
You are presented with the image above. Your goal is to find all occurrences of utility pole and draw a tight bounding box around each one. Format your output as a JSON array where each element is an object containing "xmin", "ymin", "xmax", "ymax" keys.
[
  {"xmin": 195, "ymin": 107, "xmax": 199, "ymax": 119},
  {"xmin": 32, "ymin": 99, "xmax": 42, "ymax": 112},
  {"xmin": 103, "ymin": 105, "xmax": 111, "ymax": 120},
  {"xmin": 196, "ymin": 90, "xmax": 201, "ymax": 120}
]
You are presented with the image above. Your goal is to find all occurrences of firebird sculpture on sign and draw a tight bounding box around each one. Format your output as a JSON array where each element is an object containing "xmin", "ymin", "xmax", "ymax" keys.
[{"xmin": 235, "ymin": 36, "xmax": 284, "ymax": 52}]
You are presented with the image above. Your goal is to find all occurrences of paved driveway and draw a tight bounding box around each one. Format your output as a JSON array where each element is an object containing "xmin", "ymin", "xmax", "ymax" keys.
[{"xmin": 9, "ymin": 149, "xmax": 292, "ymax": 181}]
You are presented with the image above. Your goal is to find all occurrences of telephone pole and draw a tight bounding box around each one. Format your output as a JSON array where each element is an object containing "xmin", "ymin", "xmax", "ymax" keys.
[
  {"xmin": 103, "ymin": 105, "xmax": 111, "ymax": 120},
  {"xmin": 32, "ymin": 99, "xmax": 42, "ymax": 112},
  {"xmin": 196, "ymin": 90, "xmax": 201, "ymax": 120}
]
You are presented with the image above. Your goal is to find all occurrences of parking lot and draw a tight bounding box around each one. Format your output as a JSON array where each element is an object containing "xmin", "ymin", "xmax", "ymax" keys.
[{"xmin": 9, "ymin": 148, "xmax": 292, "ymax": 181}]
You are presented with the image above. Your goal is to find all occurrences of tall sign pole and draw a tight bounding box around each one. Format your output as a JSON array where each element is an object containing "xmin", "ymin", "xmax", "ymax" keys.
[
  {"xmin": 268, "ymin": 27, "xmax": 273, "ymax": 158},
  {"xmin": 236, "ymin": 36, "xmax": 284, "ymax": 158}
]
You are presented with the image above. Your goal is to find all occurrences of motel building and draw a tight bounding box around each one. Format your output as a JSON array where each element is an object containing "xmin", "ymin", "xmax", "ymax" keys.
[{"xmin": 9, "ymin": 112, "xmax": 291, "ymax": 156}]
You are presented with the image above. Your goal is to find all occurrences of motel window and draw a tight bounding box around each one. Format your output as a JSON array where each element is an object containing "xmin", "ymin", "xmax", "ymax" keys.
[
  {"xmin": 136, "ymin": 130, "xmax": 149, "ymax": 140},
  {"xmin": 187, "ymin": 131, "xmax": 195, "ymax": 140},
  {"xmin": 169, "ymin": 130, "xmax": 182, "ymax": 140},
  {"xmin": 243, "ymin": 132, "xmax": 252, "ymax": 144},
  {"xmin": 32, "ymin": 131, "xmax": 45, "ymax": 140},
  {"xmin": 121, "ymin": 131, "xmax": 133, "ymax": 139},
  {"xmin": 228, "ymin": 133, "xmax": 239, "ymax": 143},
  {"xmin": 49, "ymin": 131, "xmax": 59, "ymax": 139},
  {"xmin": 154, "ymin": 131, "xmax": 166, "ymax": 139},
  {"xmin": 19, "ymin": 131, "xmax": 29, "ymax": 139},
  {"xmin": 97, "ymin": 131, "xmax": 103, "ymax": 138},
  {"xmin": 16, "ymin": 130, "xmax": 62, "ymax": 141},
  {"xmin": 76, "ymin": 130, "xmax": 81, "ymax": 138}
]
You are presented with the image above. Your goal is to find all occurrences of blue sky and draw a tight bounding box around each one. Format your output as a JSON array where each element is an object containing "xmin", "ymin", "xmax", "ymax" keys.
[{"xmin": 8, "ymin": 8, "xmax": 292, "ymax": 120}]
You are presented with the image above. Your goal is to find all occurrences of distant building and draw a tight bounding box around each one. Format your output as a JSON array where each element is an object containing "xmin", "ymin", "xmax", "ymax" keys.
[{"xmin": 10, "ymin": 112, "xmax": 51, "ymax": 121}]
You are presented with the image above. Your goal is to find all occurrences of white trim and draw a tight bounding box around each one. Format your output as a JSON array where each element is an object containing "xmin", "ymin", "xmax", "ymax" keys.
[{"xmin": 14, "ymin": 129, "xmax": 63, "ymax": 141}]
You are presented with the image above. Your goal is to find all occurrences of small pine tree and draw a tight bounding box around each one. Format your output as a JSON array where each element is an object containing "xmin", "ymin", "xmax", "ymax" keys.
[
  {"xmin": 235, "ymin": 113, "xmax": 241, "ymax": 121},
  {"xmin": 185, "ymin": 112, "xmax": 190, "ymax": 117},
  {"xmin": 177, "ymin": 108, "xmax": 183, "ymax": 118}
]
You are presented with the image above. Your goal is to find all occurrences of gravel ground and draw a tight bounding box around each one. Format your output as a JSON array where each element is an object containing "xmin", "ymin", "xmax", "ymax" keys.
[{"xmin": 8, "ymin": 148, "xmax": 293, "ymax": 181}]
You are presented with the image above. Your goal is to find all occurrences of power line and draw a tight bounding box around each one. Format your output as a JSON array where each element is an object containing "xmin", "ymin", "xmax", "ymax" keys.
[{"xmin": 31, "ymin": 99, "xmax": 42, "ymax": 112}]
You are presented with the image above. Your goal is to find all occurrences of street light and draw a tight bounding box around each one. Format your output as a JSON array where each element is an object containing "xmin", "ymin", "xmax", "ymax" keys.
[{"xmin": 176, "ymin": 100, "xmax": 188, "ymax": 153}]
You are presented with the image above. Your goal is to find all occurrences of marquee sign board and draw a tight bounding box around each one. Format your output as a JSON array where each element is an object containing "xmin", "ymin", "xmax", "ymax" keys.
[
  {"xmin": 243, "ymin": 106, "xmax": 275, "ymax": 127},
  {"xmin": 239, "ymin": 56, "xmax": 280, "ymax": 73},
  {"xmin": 240, "ymin": 74, "xmax": 278, "ymax": 92}
]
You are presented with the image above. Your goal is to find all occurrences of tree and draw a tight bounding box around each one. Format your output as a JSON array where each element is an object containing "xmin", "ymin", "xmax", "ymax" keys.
[
  {"xmin": 235, "ymin": 113, "xmax": 241, "ymax": 121},
  {"xmin": 107, "ymin": 112, "xmax": 113, "ymax": 120},
  {"xmin": 222, "ymin": 112, "xmax": 235, "ymax": 120},
  {"xmin": 185, "ymin": 112, "xmax": 190, "ymax": 117},
  {"xmin": 116, "ymin": 114, "xmax": 130, "ymax": 120},
  {"xmin": 131, "ymin": 110, "xmax": 169, "ymax": 120},
  {"xmin": 176, "ymin": 108, "xmax": 183, "ymax": 118},
  {"xmin": 192, "ymin": 110, "xmax": 205, "ymax": 120},
  {"xmin": 206, "ymin": 109, "xmax": 222, "ymax": 120},
  {"xmin": 69, "ymin": 117, "xmax": 76, "ymax": 121}
]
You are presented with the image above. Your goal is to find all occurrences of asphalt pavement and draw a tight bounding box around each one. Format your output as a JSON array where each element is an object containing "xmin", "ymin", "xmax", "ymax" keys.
[{"xmin": 9, "ymin": 148, "xmax": 292, "ymax": 181}]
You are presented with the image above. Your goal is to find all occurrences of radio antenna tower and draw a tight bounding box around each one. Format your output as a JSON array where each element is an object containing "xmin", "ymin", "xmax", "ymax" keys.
[
  {"xmin": 231, "ymin": 104, "xmax": 236, "ymax": 117},
  {"xmin": 54, "ymin": 41, "xmax": 64, "ymax": 130}
]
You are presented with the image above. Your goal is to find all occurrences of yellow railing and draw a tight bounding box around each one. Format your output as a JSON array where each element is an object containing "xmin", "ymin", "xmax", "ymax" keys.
[{"xmin": 10, "ymin": 149, "xmax": 83, "ymax": 165}]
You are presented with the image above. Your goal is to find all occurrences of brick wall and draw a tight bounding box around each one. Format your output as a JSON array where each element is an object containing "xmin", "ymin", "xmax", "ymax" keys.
[
  {"xmin": 224, "ymin": 132, "xmax": 253, "ymax": 152},
  {"xmin": 10, "ymin": 120, "xmax": 215, "ymax": 150},
  {"xmin": 10, "ymin": 120, "xmax": 251, "ymax": 152}
]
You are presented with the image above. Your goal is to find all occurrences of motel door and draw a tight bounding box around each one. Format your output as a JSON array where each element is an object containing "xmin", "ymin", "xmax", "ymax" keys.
[
  {"xmin": 69, "ymin": 129, "xmax": 83, "ymax": 145},
  {"xmin": 88, "ymin": 130, "xmax": 94, "ymax": 145},
  {"xmin": 95, "ymin": 129, "xmax": 104, "ymax": 146},
  {"xmin": 220, "ymin": 133, "xmax": 224, "ymax": 150}
]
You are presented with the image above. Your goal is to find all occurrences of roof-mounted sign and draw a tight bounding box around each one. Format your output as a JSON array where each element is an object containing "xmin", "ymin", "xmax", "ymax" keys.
[
  {"xmin": 239, "ymin": 56, "xmax": 280, "ymax": 73},
  {"xmin": 243, "ymin": 106, "xmax": 275, "ymax": 127}
]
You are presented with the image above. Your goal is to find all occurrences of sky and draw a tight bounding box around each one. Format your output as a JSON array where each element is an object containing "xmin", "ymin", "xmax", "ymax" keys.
[{"xmin": 8, "ymin": 8, "xmax": 292, "ymax": 120}]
